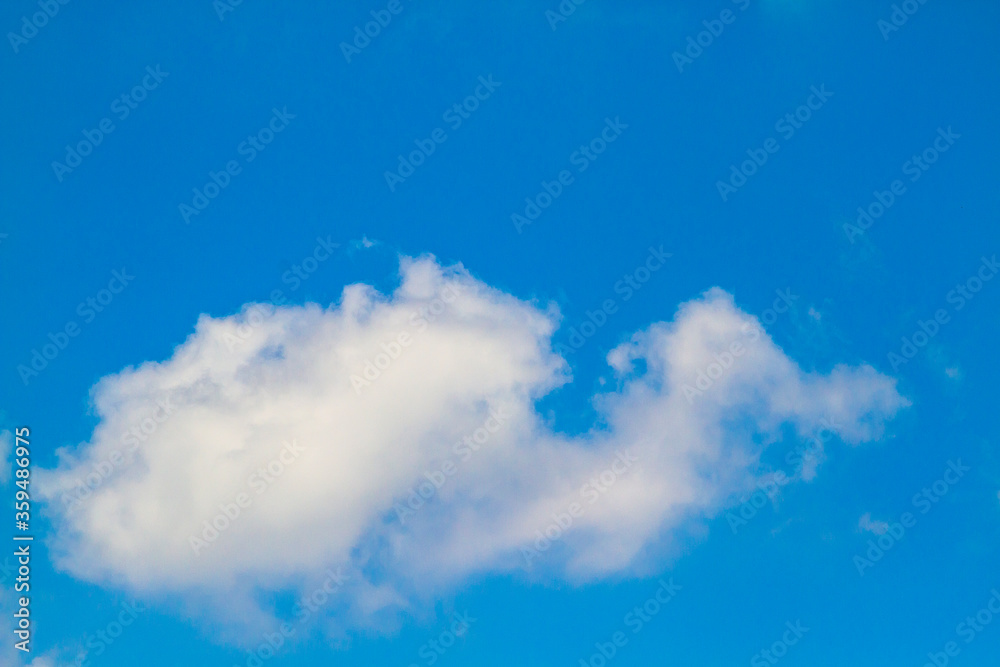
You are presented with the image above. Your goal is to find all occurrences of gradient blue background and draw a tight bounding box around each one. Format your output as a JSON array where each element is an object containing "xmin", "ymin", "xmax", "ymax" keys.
[{"xmin": 1, "ymin": 0, "xmax": 999, "ymax": 664}]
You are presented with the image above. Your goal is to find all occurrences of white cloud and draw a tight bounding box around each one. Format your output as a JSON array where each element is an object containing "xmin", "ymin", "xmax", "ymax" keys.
[
  {"xmin": 21, "ymin": 650, "xmax": 87, "ymax": 667},
  {"xmin": 26, "ymin": 656, "xmax": 57, "ymax": 667},
  {"xmin": 858, "ymin": 512, "xmax": 890, "ymax": 535},
  {"xmin": 37, "ymin": 256, "xmax": 908, "ymax": 639}
]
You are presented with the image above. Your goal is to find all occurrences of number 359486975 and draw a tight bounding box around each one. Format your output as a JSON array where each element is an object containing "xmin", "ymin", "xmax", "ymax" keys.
[{"xmin": 14, "ymin": 427, "xmax": 30, "ymax": 530}]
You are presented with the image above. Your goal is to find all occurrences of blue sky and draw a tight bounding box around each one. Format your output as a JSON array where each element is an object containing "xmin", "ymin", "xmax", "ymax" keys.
[{"xmin": 1, "ymin": 0, "xmax": 999, "ymax": 665}]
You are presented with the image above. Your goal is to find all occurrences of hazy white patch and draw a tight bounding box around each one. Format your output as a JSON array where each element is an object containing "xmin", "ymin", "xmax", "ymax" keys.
[{"xmin": 858, "ymin": 512, "xmax": 889, "ymax": 535}]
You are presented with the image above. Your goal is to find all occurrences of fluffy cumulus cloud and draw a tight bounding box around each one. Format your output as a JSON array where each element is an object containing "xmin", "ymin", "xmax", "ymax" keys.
[{"xmin": 37, "ymin": 256, "xmax": 907, "ymax": 639}]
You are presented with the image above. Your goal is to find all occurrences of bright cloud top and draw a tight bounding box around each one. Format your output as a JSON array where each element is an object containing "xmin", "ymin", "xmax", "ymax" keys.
[{"xmin": 37, "ymin": 256, "xmax": 907, "ymax": 637}]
